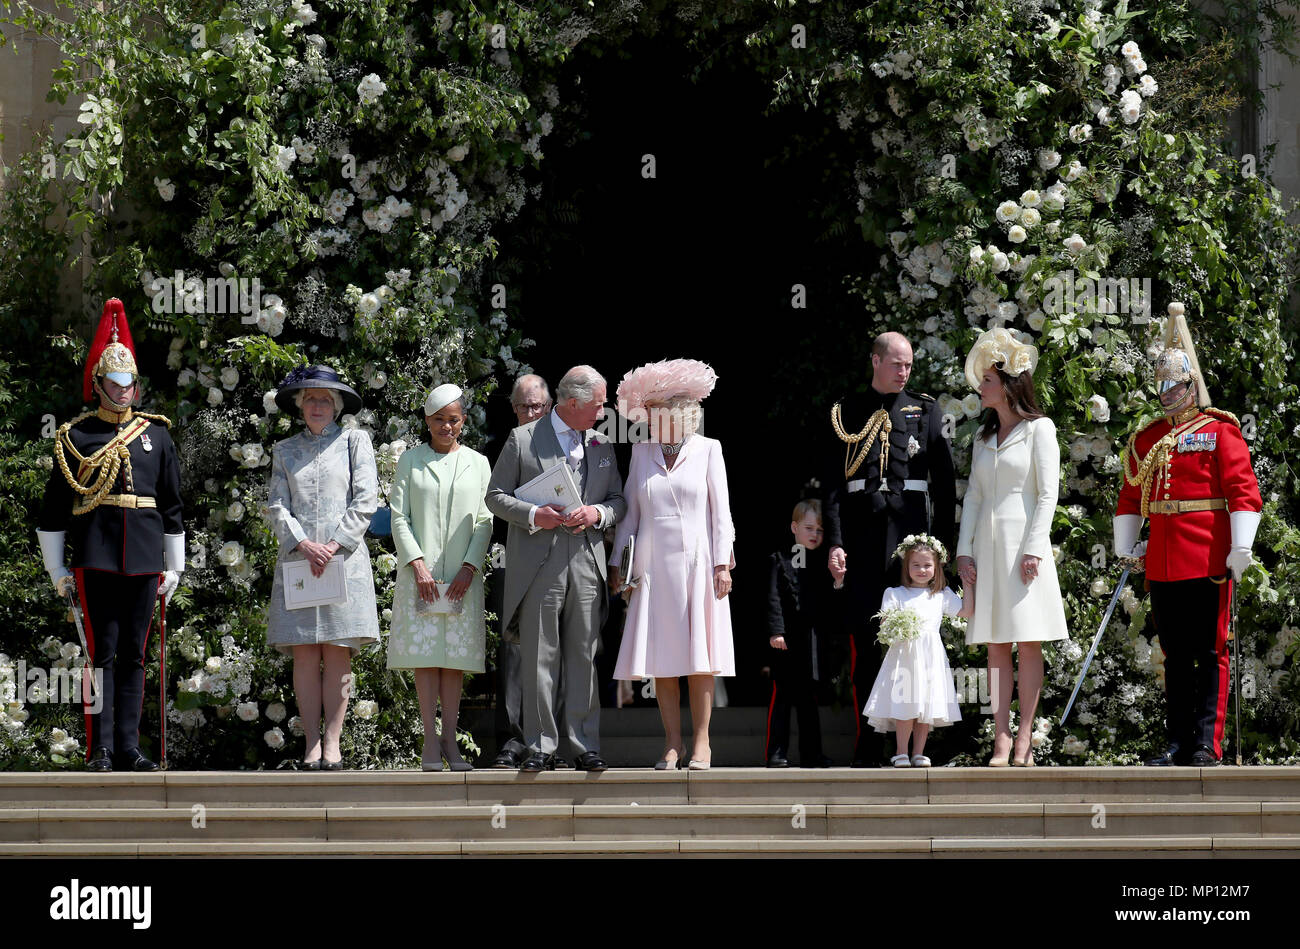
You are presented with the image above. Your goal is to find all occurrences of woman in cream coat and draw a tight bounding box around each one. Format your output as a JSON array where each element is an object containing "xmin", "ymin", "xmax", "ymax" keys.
[
  {"xmin": 955, "ymin": 329, "xmax": 1067, "ymax": 767},
  {"xmin": 388, "ymin": 384, "xmax": 494, "ymax": 771}
]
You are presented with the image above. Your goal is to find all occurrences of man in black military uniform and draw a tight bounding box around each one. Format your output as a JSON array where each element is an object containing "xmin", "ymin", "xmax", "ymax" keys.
[
  {"xmin": 36, "ymin": 298, "xmax": 185, "ymax": 772},
  {"xmin": 825, "ymin": 331, "xmax": 956, "ymax": 767}
]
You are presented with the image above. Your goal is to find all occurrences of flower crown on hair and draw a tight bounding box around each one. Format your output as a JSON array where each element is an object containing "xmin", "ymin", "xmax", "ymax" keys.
[{"xmin": 893, "ymin": 533, "xmax": 948, "ymax": 564}]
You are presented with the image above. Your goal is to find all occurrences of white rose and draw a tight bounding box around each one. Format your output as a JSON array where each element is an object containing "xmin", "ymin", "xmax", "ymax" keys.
[
  {"xmin": 264, "ymin": 727, "xmax": 286, "ymax": 750},
  {"xmin": 266, "ymin": 702, "xmax": 287, "ymax": 723},
  {"xmin": 997, "ymin": 302, "xmax": 1019, "ymax": 322},
  {"xmin": 358, "ymin": 293, "xmax": 381, "ymax": 316},
  {"xmin": 1063, "ymin": 160, "xmax": 1085, "ymax": 182},
  {"xmin": 1121, "ymin": 40, "xmax": 1141, "ymax": 60},
  {"xmin": 263, "ymin": 390, "xmax": 279, "ymax": 414},
  {"xmin": 369, "ymin": 371, "xmax": 387, "ymax": 389},
  {"xmin": 226, "ymin": 501, "xmax": 245, "ymax": 522},
  {"xmin": 1138, "ymin": 74, "xmax": 1158, "ymax": 97},
  {"xmin": 1019, "ymin": 207, "xmax": 1041, "ymax": 227},
  {"xmin": 275, "ymin": 145, "xmax": 296, "ymax": 173},
  {"xmin": 219, "ymin": 262, "xmax": 235, "ymax": 277},
  {"xmin": 236, "ymin": 701, "xmax": 259, "ymax": 722},
  {"xmin": 1037, "ymin": 149, "xmax": 1061, "ymax": 170},
  {"xmin": 995, "ymin": 200, "xmax": 1021, "ymax": 223},
  {"xmin": 1019, "ymin": 189, "xmax": 1041, "ymax": 209},
  {"xmin": 353, "ymin": 699, "xmax": 378, "ymax": 720},
  {"xmin": 205, "ymin": 387, "xmax": 223, "ymax": 406},
  {"xmin": 1121, "ymin": 102, "xmax": 1142, "ymax": 124},
  {"xmin": 376, "ymin": 553, "xmax": 397, "ymax": 574},
  {"xmin": 357, "ymin": 72, "xmax": 387, "ymax": 105},
  {"xmin": 447, "ymin": 145, "xmax": 469, "ymax": 162},
  {"xmin": 1088, "ymin": 394, "xmax": 1111, "ymax": 423},
  {"xmin": 1069, "ymin": 123, "xmax": 1092, "ymax": 143},
  {"xmin": 205, "ymin": 656, "xmax": 223, "ymax": 673},
  {"xmin": 239, "ymin": 443, "xmax": 265, "ymax": 467},
  {"xmin": 216, "ymin": 541, "xmax": 244, "ymax": 567},
  {"xmin": 962, "ymin": 393, "xmax": 982, "ymax": 418},
  {"xmin": 969, "ymin": 244, "xmax": 985, "ymax": 264},
  {"xmin": 220, "ymin": 367, "xmax": 239, "ymax": 390},
  {"xmin": 154, "ymin": 177, "xmax": 176, "ymax": 201},
  {"xmin": 1041, "ymin": 190, "xmax": 1065, "ymax": 211},
  {"xmin": 1007, "ymin": 224, "xmax": 1027, "ymax": 244},
  {"xmin": 287, "ymin": 715, "xmax": 305, "ymax": 737},
  {"xmin": 1063, "ymin": 233, "xmax": 1088, "ymax": 254},
  {"xmin": 1026, "ymin": 309, "xmax": 1046, "ymax": 331},
  {"xmin": 990, "ymin": 251, "xmax": 1010, "ymax": 272}
]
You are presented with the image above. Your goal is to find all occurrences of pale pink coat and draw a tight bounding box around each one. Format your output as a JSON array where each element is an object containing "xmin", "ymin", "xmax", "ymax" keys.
[{"xmin": 612, "ymin": 436, "xmax": 736, "ymax": 679}]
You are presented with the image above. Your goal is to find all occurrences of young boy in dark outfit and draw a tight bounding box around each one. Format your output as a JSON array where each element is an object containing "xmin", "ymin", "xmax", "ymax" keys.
[{"xmin": 765, "ymin": 499, "xmax": 844, "ymax": 767}]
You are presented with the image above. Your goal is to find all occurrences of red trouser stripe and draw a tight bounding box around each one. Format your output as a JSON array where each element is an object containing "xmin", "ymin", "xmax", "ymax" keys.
[
  {"xmin": 765, "ymin": 681, "xmax": 778, "ymax": 758},
  {"xmin": 850, "ymin": 637, "xmax": 861, "ymax": 740},
  {"xmin": 75, "ymin": 568, "xmax": 94, "ymax": 762},
  {"xmin": 1212, "ymin": 580, "xmax": 1231, "ymax": 759}
]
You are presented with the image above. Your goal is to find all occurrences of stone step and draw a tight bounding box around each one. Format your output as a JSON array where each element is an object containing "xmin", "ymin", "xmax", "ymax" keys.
[
  {"xmin": 5, "ymin": 767, "xmax": 1300, "ymax": 810},
  {"xmin": 2, "ymin": 835, "xmax": 1298, "ymax": 858},
  {"xmin": 5, "ymin": 801, "xmax": 1300, "ymax": 843}
]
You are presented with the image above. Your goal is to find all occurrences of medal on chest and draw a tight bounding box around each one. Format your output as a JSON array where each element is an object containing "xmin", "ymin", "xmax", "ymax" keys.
[
  {"xmin": 141, "ymin": 432, "xmax": 153, "ymax": 452},
  {"xmin": 1176, "ymin": 431, "xmax": 1216, "ymax": 453}
]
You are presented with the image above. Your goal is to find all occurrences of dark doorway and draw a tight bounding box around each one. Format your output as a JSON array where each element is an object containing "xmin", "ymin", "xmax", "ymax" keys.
[{"xmin": 487, "ymin": 33, "xmax": 864, "ymax": 704}]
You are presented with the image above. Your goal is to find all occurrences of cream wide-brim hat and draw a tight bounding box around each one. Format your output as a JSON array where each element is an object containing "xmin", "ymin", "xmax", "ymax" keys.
[{"xmin": 964, "ymin": 327, "xmax": 1039, "ymax": 390}]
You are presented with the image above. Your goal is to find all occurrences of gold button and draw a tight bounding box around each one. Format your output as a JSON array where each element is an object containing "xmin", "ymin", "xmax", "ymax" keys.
[{"xmin": 1164, "ymin": 493, "xmax": 1170, "ymax": 499}]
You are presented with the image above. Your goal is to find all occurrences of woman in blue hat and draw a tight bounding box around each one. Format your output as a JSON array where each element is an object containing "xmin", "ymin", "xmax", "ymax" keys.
[{"xmin": 266, "ymin": 365, "xmax": 380, "ymax": 770}]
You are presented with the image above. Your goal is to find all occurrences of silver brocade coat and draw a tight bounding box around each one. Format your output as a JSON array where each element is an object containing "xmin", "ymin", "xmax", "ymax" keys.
[{"xmin": 265, "ymin": 422, "xmax": 381, "ymax": 654}]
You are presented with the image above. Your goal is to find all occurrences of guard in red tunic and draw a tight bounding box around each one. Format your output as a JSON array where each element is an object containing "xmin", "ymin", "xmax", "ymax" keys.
[
  {"xmin": 1113, "ymin": 303, "xmax": 1261, "ymax": 766},
  {"xmin": 35, "ymin": 299, "xmax": 185, "ymax": 772}
]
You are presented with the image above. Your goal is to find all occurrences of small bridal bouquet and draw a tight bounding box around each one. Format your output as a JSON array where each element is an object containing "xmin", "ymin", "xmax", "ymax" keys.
[{"xmin": 874, "ymin": 606, "xmax": 923, "ymax": 646}]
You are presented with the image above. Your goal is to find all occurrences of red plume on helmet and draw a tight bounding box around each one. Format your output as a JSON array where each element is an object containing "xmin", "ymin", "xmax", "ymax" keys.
[{"xmin": 83, "ymin": 298, "xmax": 138, "ymax": 402}]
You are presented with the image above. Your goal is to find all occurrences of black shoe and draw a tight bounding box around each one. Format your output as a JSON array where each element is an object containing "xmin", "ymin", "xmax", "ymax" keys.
[
  {"xmin": 1145, "ymin": 745, "xmax": 1189, "ymax": 767},
  {"xmin": 767, "ymin": 752, "xmax": 790, "ymax": 768},
  {"xmin": 574, "ymin": 751, "xmax": 608, "ymax": 772},
  {"xmin": 1190, "ymin": 746, "xmax": 1220, "ymax": 767},
  {"xmin": 321, "ymin": 758, "xmax": 344, "ymax": 771},
  {"xmin": 519, "ymin": 752, "xmax": 556, "ymax": 772},
  {"xmin": 300, "ymin": 758, "xmax": 321, "ymax": 771},
  {"xmin": 118, "ymin": 749, "xmax": 160, "ymax": 772},
  {"xmin": 809, "ymin": 755, "xmax": 834, "ymax": 768},
  {"xmin": 850, "ymin": 758, "xmax": 874, "ymax": 768},
  {"xmin": 491, "ymin": 748, "xmax": 523, "ymax": 770},
  {"xmin": 87, "ymin": 747, "xmax": 113, "ymax": 773}
]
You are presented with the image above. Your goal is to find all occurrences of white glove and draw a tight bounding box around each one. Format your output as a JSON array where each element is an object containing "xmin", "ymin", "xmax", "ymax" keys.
[
  {"xmin": 164, "ymin": 532, "xmax": 187, "ymax": 573},
  {"xmin": 1227, "ymin": 511, "xmax": 1261, "ymax": 581},
  {"xmin": 159, "ymin": 571, "xmax": 180, "ymax": 603},
  {"xmin": 36, "ymin": 530, "xmax": 74, "ymax": 597},
  {"xmin": 1112, "ymin": 514, "xmax": 1147, "ymax": 560}
]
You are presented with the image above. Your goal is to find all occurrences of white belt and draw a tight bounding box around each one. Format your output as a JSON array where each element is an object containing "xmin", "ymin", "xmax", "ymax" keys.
[{"xmin": 847, "ymin": 479, "xmax": 928, "ymax": 494}]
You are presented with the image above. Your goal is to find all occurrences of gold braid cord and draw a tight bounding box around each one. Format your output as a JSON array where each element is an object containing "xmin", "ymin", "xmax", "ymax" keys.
[
  {"xmin": 135, "ymin": 411, "xmax": 172, "ymax": 428},
  {"xmin": 831, "ymin": 404, "xmax": 892, "ymax": 481},
  {"xmin": 53, "ymin": 412, "xmax": 148, "ymax": 515}
]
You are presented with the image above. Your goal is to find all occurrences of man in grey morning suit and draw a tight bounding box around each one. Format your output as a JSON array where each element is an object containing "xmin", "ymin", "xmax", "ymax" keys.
[{"xmin": 486, "ymin": 365, "xmax": 626, "ymax": 771}]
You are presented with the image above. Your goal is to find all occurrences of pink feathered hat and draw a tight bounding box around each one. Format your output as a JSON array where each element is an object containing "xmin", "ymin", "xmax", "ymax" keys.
[{"xmin": 616, "ymin": 358, "xmax": 718, "ymax": 414}]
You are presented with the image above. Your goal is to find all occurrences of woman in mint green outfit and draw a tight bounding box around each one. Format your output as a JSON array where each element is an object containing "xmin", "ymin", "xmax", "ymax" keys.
[{"xmin": 388, "ymin": 384, "xmax": 493, "ymax": 771}]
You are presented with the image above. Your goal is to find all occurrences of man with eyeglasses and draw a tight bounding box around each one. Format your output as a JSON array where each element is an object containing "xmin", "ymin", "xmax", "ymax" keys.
[{"xmin": 489, "ymin": 375, "xmax": 555, "ymax": 767}]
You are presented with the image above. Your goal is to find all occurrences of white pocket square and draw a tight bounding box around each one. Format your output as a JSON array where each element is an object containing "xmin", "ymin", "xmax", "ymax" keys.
[{"xmin": 599, "ymin": 457, "xmax": 611, "ymax": 468}]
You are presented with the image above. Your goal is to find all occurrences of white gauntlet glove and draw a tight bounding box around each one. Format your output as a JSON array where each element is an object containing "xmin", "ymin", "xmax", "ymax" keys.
[
  {"xmin": 1227, "ymin": 511, "xmax": 1261, "ymax": 581},
  {"xmin": 1112, "ymin": 515, "xmax": 1147, "ymax": 561},
  {"xmin": 36, "ymin": 530, "xmax": 74, "ymax": 596}
]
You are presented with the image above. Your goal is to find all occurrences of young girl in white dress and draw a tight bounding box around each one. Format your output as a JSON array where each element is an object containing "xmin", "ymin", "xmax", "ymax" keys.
[{"xmin": 863, "ymin": 535, "xmax": 974, "ymax": 767}]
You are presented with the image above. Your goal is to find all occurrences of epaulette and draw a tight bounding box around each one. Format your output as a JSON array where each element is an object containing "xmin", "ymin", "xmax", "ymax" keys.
[
  {"xmin": 915, "ymin": 392, "xmax": 936, "ymax": 403},
  {"xmin": 56, "ymin": 410, "xmax": 95, "ymax": 437},
  {"xmin": 1201, "ymin": 406, "xmax": 1240, "ymax": 429},
  {"xmin": 136, "ymin": 411, "xmax": 172, "ymax": 428}
]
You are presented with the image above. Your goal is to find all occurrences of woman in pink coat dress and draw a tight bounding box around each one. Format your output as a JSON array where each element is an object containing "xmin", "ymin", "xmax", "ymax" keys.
[{"xmin": 609, "ymin": 359, "xmax": 735, "ymax": 770}]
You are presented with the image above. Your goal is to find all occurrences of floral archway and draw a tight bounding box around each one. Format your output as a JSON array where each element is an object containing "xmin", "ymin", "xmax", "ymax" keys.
[{"xmin": 1, "ymin": 0, "xmax": 1297, "ymax": 768}]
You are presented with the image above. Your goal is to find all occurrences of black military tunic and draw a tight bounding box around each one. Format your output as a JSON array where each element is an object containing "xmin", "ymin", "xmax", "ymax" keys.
[
  {"xmin": 823, "ymin": 387, "xmax": 956, "ymax": 763},
  {"xmin": 39, "ymin": 407, "xmax": 184, "ymax": 757}
]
